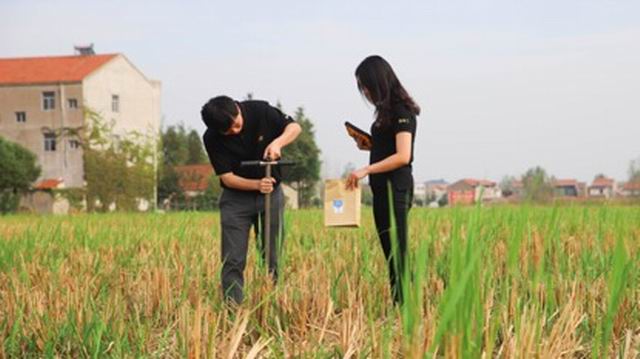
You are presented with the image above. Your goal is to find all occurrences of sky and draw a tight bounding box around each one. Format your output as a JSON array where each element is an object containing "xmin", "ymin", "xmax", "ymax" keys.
[{"xmin": 2, "ymin": 0, "xmax": 639, "ymax": 183}]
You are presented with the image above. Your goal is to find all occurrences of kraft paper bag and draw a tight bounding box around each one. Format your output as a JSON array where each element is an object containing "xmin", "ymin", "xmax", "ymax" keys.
[{"xmin": 324, "ymin": 179, "xmax": 361, "ymax": 227}]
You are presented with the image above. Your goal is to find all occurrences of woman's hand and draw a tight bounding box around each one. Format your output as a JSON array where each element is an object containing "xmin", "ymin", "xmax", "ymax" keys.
[{"xmin": 345, "ymin": 167, "xmax": 369, "ymax": 190}]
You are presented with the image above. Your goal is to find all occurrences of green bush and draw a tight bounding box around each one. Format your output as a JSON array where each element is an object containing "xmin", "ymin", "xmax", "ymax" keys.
[{"xmin": 0, "ymin": 137, "xmax": 41, "ymax": 214}]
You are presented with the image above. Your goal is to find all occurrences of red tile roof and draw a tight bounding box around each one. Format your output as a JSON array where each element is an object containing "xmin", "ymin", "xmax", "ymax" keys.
[
  {"xmin": 463, "ymin": 178, "xmax": 496, "ymax": 187},
  {"xmin": 448, "ymin": 178, "xmax": 496, "ymax": 191},
  {"xmin": 591, "ymin": 177, "xmax": 614, "ymax": 188},
  {"xmin": 0, "ymin": 54, "xmax": 118, "ymax": 85},
  {"xmin": 623, "ymin": 182, "xmax": 640, "ymax": 191},
  {"xmin": 554, "ymin": 179, "xmax": 578, "ymax": 187},
  {"xmin": 174, "ymin": 164, "xmax": 213, "ymax": 192},
  {"xmin": 34, "ymin": 178, "xmax": 63, "ymax": 190}
]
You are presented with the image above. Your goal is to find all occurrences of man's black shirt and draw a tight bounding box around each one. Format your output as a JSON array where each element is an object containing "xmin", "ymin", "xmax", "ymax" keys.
[{"xmin": 203, "ymin": 100, "xmax": 294, "ymax": 190}]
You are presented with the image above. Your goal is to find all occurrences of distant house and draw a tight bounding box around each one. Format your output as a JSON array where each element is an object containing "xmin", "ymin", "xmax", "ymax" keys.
[
  {"xmin": 174, "ymin": 164, "xmax": 213, "ymax": 198},
  {"xmin": 18, "ymin": 178, "xmax": 70, "ymax": 215},
  {"xmin": 621, "ymin": 182, "xmax": 640, "ymax": 197},
  {"xmin": 425, "ymin": 179, "xmax": 448, "ymax": 201},
  {"xmin": 447, "ymin": 180, "xmax": 475, "ymax": 205},
  {"xmin": 413, "ymin": 182, "xmax": 427, "ymax": 205},
  {"xmin": 588, "ymin": 176, "xmax": 616, "ymax": 198},
  {"xmin": 553, "ymin": 179, "xmax": 586, "ymax": 198},
  {"xmin": 447, "ymin": 179, "xmax": 499, "ymax": 205},
  {"xmin": 173, "ymin": 164, "xmax": 299, "ymax": 209},
  {"xmin": 414, "ymin": 179, "xmax": 448, "ymax": 205}
]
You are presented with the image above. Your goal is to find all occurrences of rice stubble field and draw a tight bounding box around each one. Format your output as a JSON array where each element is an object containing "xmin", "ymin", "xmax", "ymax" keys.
[{"xmin": 0, "ymin": 205, "xmax": 639, "ymax": 357}]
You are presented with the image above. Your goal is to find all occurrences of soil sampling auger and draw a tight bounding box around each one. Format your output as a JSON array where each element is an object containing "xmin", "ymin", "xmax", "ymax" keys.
[{"xmin": 240, "ymin": 159, "xmax": 295, "ymax": 276}]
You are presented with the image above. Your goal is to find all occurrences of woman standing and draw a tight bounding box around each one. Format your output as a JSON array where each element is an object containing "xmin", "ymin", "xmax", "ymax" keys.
[{"xmin": 346, "ymin": 55, "xmax": 420, "ymax": 305}]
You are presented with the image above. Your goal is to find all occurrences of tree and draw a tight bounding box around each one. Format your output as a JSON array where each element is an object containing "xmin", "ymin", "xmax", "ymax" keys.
[
  {"xmin": 156, "ymin": 124, "xmax": 209, "ymax": 209},
  {"xmin": 282, "ymin": 107, "xmax": 321, "ymax": 207},
  {"xmin": 437, "ymin": 193, "xmax": 449, "ymax": 207},
  {"xmin": 500, "ymin": 175, "xmax": 517, "ymax": 197},
  {"xmin": 193, "ymin": 176, "xmax": 223, "ymax": 211},
  {"xmin": 83, "ymin": 109, "xmax": 154, "ymax": 212},
  {"xmin": 521, "ymin": 166, "xmax": 554, "ymax": 203},
  {"xmin": 0, "ymin": 137, "xmax": 41, "ymax": 213},
  {"xmin": 186, "ymin": 130, "xmax": 206, "ymax": 165},
  {"xmin": 161, "ymin": 124, "xmax": 189, "ymax": 166},
  {"xmin": 157, "ymin": 165, "xmax": 183, "ymax": 209},
  {"xmin": 157, "ymin": 124, "xmax": 192, "ymax": 207}
]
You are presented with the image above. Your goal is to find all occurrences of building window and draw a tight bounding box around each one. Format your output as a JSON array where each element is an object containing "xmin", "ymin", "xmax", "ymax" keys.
[
  {"xmin": 112, "ymin": 95, "xmax": 120, "ymax": 112},
  {"xmin": 44, "ymin": 133, "xmax": 57, "ymax": 152},
  {"xmin": 69, "ymin": 139, "xmax": 80, "ymax": 149},
  {"xmin": 15, "ymin": 112, "xmax": 26, "ymax": 123},
  {"xmin": 43, "ymin": 91, "xmax": 56, "ymax": 110},
  {"xmin": 68, "ymin": 98, "xmax": 78, "ymax": 109}
]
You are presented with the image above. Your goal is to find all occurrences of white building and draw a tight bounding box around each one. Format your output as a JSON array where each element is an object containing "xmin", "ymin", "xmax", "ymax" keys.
[{"xmin": 0, "ymin": 52, "xmax": 161, "ymax": 189}]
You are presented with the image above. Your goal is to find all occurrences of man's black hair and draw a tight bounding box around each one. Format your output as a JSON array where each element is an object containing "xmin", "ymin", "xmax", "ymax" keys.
[{"xmin": 201, "ymin": 96, "xmax": 238, "ymax": 133}]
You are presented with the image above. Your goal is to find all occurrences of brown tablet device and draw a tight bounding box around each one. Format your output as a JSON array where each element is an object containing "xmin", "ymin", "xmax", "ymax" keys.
[{"xmin": 345, "ymin": 121, "xmax": 372, "ymax": 148}]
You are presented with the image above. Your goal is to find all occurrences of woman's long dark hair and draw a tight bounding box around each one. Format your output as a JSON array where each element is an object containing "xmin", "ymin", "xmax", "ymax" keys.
[{"xmin": 355, "ymin": 55, "xmax": 420, "ymax": 127}]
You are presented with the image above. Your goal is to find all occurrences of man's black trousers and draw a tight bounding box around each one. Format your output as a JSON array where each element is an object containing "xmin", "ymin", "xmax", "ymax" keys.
[{"xmin": 219, "ymin": 186, "xmax": 284, "ymax": 304}]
